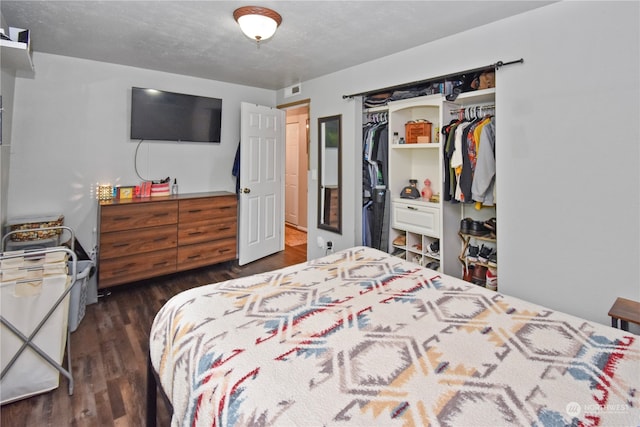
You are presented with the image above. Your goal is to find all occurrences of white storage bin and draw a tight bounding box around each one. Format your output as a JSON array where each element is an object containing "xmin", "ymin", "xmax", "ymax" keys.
[{"xmin": 67, "ymin": 260, "xmax": 94, "ymax": 332}]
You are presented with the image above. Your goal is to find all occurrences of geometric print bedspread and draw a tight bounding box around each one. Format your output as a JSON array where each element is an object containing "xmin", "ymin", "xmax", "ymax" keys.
[{"xmin": 150, "ymin": 246, "xmax": 640, "ymax": 426}]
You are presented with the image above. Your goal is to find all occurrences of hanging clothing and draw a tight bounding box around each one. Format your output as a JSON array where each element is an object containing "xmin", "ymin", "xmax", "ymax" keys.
[
  {"xmin": 471, "ymin": 117, "xmax": 496, "ymax": 206},
  {"xmin": 232, "ymin": 142, "xmax": 241, "ymax": 198},
  {"xmin": 442, "ymin": 119, "xmax": 461, "ymax": 202},
  {"xmin": 442, "ymin": 108, "xmax": 495, "ymax": 206},
  {"xmin": 362, "ymin": 113, "xmax": 389, "ymax": 250},
  {"xmin": 450, "ymin": 121, "xmax": 473, "ymax": 202},
  {"xmin": 362, "ymin": 200, "xmax": 373, "ymax": 247}
]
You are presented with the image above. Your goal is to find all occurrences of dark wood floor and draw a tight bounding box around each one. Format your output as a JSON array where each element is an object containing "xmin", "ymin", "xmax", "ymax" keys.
[{"xmin": 0, "ymin": 243, "xmax": 307, "ymax": 427}]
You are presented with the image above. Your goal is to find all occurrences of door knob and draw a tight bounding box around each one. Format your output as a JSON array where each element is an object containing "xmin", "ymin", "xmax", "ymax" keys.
[{"xmin": 242, "ymin": 188, "xmax": 251, "ymax": 194}]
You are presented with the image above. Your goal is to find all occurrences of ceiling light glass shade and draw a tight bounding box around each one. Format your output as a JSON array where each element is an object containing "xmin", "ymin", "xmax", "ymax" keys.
[{"xmin": 234, "ymin": 6, "xmax": 282, "ymax": 42}]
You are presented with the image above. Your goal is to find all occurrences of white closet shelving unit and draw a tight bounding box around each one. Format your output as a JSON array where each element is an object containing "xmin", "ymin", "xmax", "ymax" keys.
[
  {"xmin": 388, "ymin": 94, "xmax": 446, "ymax": 270},
  {"xmin": 387, "ymin": 88, "xmax": 497, "ymax": 278}
]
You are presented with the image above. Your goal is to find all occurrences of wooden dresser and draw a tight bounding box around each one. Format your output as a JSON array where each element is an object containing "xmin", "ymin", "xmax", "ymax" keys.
[{"xmin": 98, "ymin": 191, "xmax": 237, "ymax": 288}]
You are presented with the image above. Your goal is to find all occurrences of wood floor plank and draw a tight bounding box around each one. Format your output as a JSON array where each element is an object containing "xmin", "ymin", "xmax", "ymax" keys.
[
  {"xmin": 106, "ymin": 379, "xmax": 126, "ymax": 420},
  {"xmin": 94, "ymin": 389, "xmax": 114, "ymax": 427},
  {"xmin": 1, "ymin": 245, "xmax": 306, "ymax": 426},
  {"xmin": 70, "ymin": 354, "xmax": 99, "ymax": 427}
]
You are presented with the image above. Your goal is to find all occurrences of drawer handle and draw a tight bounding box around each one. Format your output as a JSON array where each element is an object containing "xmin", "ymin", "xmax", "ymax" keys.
[
  {"xmin": 219, "ymin": 206, "xmax": 232, "ymax": 210},
  {"xmin": 407, "ymin": 206, "xmax": 418, "ymax": 211},
  {"xmin": 188, "ymin": 254, "xmax": 201, "ymax": 260},
  {"xmin": 218, "ymin": 248, "xmax": 232, "ymax": 254},
  {"xmin": 113, "ymin": 243, "xmax": 130, "ymax": 248},
  {"xmin": 153, "ymin": 212, "xmax": 169, "ymax": 217},
  {"xmin": 188, "ymin": 209, "xmax": 203, "ymax": 214},
  {"xmin": 188, "ymin": 231, "xmax": 203, "ymax": 236},
  {"xmin": 114, "ymin": 268, "xmax": 130, "ymax": 275},
  {"xmin": 114, "ymin": 216, "xmax": 131, "ymax": 221},
  {"xmin": 218, "ymin": 227, "xmax": 231, "ymax": 231},
  {"xmin": 153, "ymin": 261, "xmax": 168, "ymax": 267},
  {"xmin": 154, "ymin": 237, "xmax": 168, "ymax": 242}
]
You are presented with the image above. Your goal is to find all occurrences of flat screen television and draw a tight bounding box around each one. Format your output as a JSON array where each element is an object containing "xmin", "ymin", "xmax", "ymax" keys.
[{"xmin": 130, "ymin": 87, "xmax": 222, "ymax": 143}]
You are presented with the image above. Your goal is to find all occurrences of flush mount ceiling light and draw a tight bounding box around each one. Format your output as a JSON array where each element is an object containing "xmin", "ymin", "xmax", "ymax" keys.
[{"xmin": 233, "ymin": 6, "xmax": 282, "ymax": 44}]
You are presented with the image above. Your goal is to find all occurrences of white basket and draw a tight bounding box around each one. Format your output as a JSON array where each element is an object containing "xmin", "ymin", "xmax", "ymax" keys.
[{"xmin": 68, "ymin": 260, "xmax": 94, "ymax": 332}]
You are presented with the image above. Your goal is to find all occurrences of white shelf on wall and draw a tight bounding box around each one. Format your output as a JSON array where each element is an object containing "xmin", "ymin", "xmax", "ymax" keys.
[
  {"xmin": 1, "ymin": 39, "xmax": 34, "ymax": 71},
  {"xmin": 453, "ymin": 88, "xmax": 495, "ymax": 105}
]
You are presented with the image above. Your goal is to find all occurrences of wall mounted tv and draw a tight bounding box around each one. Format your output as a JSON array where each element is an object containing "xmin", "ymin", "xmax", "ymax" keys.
[{"xmin": 130, "ymin": 87, "xmax": 222, "ymax": 143}]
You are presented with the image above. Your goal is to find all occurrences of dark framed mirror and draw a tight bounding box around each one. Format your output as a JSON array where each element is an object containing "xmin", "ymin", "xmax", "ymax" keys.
[{"xmin": 317, "ymin": 114, "xmax": 342, "ymax": 234}]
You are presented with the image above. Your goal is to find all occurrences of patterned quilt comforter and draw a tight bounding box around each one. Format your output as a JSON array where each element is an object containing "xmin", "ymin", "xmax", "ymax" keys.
[{"xmin": 150, "ymin": 246, "xmax": 639, "ymax": 426}]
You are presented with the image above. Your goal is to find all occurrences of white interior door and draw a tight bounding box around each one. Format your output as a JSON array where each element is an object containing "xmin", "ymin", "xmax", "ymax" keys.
[
  {"xmin": 238, "ymin": 102, "xmax": 285, "ymax": 265},
  {"xmin": 285, "ymin": 122, "xmax": 300, "ymax": 225}
]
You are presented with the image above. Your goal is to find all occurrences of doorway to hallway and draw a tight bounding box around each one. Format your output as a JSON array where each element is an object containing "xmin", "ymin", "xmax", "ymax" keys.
[{"xmin": 283, "ymin": 102, "xmax": 309, "ymax": 247}]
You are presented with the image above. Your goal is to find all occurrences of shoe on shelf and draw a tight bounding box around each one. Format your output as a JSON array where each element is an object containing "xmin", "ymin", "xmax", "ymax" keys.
[
  {"xmin": 391, "ymin": 248, "xmax": 406, "ymax": 257},
  {"xmin": 487, "ymin": 252, "xmax": 497, "ymax": 267},
  {"xmin": 393, "ymin": 235, "xmax": 406, "ymax": 246},
  {"xmin": 469, "ymin": 220, "xmax": 490, "ymax": 236},
  {"xmin": 426, "ymin": 261, "xmax": 440, "ymax": 271},
  {"xmin": 460, "ymin": 217, "xmax": 472, "ymax": 234},
  {"xmin": 478, "ymin": 244, "xmax": 493, "ymax": 263},
  {"xmin": 463, "ymin": 265, "xmax": 474, "ymax": 282},
  {"xmin": 426, "ymin": 240, "xmax": 440, "ymax": 257},
  {"xmin": 486, "ymin": 262, "xmax": 497, "ymax": 291},
  {"xmin": 472, "ymin": 265, "xmax": 488, "ymax": 286},
  {"xmin": 467, "ymin": 244, "xmax": 479, "ymax": 262},
  {"xmin": 484, "ymin": 218, "xmax": 496, "ymax": 233}
]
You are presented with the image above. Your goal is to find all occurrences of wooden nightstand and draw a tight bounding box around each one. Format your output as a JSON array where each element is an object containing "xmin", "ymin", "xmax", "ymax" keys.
[{"xmin": 608, "ymin": 297, "xmax": 640, "ymax": 331}]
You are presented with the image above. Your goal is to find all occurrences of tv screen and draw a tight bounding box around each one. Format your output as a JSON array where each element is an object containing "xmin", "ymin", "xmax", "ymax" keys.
[{"xmin": 130, "ymin": 87, "xmax": 222, "ymax": 143}]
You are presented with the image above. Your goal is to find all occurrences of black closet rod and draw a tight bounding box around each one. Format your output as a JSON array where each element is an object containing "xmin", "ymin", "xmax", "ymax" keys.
[{"xmin": 342, "ymin": 58, "xmax": 524, "ymax": 100}]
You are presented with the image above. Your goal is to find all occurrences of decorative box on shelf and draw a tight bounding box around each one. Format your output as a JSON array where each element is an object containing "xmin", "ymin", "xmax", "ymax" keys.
[{"xmin": 405, "ymin": 121, "xmax": 432, "ymax": 143}]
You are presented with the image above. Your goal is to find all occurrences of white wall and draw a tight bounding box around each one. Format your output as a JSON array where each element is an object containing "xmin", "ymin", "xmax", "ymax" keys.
[
  {"xmin": 277, "ymin": 1, "xmax": 639, "ymax": 326},
  {"xmin": 7, "ymin": 53, "xmax": 275, "ymax": 251},
  {"xmin": 0, "ymin": 14, "xmax": 16, "ymax": 229},
  {"xmin": 0, "ymin": 67, "xmax": 16, "ymax": 228}
]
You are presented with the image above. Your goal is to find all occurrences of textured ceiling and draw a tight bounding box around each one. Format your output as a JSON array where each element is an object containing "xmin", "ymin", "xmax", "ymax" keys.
[{"xmin": 1, "ymin": 1, "xmax": 554, "ymax": 90}]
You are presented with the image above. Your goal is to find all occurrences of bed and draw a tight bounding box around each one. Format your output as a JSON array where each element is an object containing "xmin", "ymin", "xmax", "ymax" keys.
[{"xmin": 148, "ymin": 246, "xmax": 639, "ymax": 426}]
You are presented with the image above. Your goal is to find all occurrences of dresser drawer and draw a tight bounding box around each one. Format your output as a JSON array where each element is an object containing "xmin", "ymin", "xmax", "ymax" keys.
[
  {"xmin": 179, "ymin": 196, "xmax": 237, "ymax": 223},
  {"xmin": 101, "ymin": 202, "xmax": 178, "ymax": 232},
  {"xmin": 177, "ymin": 238, "xmax": 236, "ymax": 271},
  {"xmin": 178, "ymin": 220, "xmax": 237, "ymax": 245},
  {"xmin": 98, "ymin": 248, "xmax": 176, "ymax": 288},
  {"xmin": 99, "ymin": 225, "xmax": 177, "ymax": 260},
  {"xmin": 392, "ymin": 201, "xmax": 440, "ymax": 237}
]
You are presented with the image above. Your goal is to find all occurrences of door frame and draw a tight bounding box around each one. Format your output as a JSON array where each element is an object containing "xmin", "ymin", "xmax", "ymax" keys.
[{"xmin": 278, "ymin": 99, "xmax": 311, "ymax": 234}]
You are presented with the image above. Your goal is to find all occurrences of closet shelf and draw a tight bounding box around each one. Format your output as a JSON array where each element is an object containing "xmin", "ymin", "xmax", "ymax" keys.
[
  {"xmin": 458, "ymin": 232, "xmax": 496, "ymax": 243},
  {"xmin": 0, "ymin": 39, "xmax": 34, "ymax": 71},
  {"xmin": 391, "ymin": 143, "xmax": 441, "ymax": 149},
  {"xmin": 453, "ymin": 88, "xmax": 496, "ymax": 104}
]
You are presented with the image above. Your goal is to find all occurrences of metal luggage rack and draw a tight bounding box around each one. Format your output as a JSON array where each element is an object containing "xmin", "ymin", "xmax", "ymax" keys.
[{"xmin": 0, "ymin": 239, "xmax": 78, "ymax": 396}]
